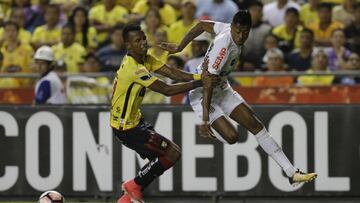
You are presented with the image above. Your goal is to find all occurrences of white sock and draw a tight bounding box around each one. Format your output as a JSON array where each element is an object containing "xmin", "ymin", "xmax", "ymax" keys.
[{"xmin": 255, "ymin": 127, "xmax": 297, "ymax": 177}]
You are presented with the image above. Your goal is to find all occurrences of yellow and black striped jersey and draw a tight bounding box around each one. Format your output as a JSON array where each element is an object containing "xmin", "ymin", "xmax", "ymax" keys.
[{"xmin": 110, "ymin": 54, "xmax": 164, "ymax": 130}]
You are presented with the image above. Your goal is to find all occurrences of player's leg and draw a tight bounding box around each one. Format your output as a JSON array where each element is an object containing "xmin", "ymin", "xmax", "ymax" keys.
[
  {"xmin": 210, "ymin": 116, "xmax": 239, "ymax": 144},
  {"xmin": 228, "ymin": 102, "xmax": 317, "ymax": 184},
  {"xmin": 114, "ymin": 121, "xmax": 180, "ymax": 202},
  {"xmin": 189, "ymin": 94, "xmax": 238, "ymax": 144},
  {"xmin": 228, "ymin": 103, "xmax": 297, "ymax": 177}
]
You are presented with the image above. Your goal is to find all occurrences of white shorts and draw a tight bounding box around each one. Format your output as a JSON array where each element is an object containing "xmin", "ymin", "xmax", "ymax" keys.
[{"xmin": 189, "ymin": 87, "xmax": 245, "ymax": 124}]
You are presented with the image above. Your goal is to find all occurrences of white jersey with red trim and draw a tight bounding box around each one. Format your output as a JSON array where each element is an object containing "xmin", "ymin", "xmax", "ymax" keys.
[{"xmin": 191, "ymin": 21, "xmax": 242, "ymax": 95}]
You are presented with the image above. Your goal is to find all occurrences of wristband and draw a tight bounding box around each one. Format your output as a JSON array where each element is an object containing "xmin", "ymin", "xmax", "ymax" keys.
[{"xmin": 193, "ymin": 74, "xmax": 201, "ymax": 80}]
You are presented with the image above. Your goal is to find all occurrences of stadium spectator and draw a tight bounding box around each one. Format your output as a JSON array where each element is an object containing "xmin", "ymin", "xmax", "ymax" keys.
[
  {"xmin": 286, "ymin": 28, "xmax": 314, "ymax": 71},
  {"xmin": 148, "ymin": 30, "xmax": 168, "ymax": 63},
  {"xmin": 68, "ymin": 6, "xmax": 98, "ymax": 51},
  {"xmin": 52, "ymin": 0, "xmax": 79, "ymax": 16},
  {"xmin": 6, "ymin": 0, "xmax": 37, "ymax": 30},
  {"xmin": 254, "ymin": 47, "xmax": 294, "ymax": 87},
  {"xmin": 67, "ymin": 53, "xmax": 111, "ymax": 104},
  {"xmin": 131, "ymin": 0, "xmax": 177, "ymax": 26},
  {"xmin": 243, "ymin": 1, "xmax": 272, "ymax": 68},
  {"xmin": 260, "ymin": 34, "xmax": 280, "ymax": 68},
  {"xmin": 167, "ymin": 55, "xmax": 185, "ymax": 70},
  {"xmin": 263, "ymin": 0, "xmax": 300, "ymax": 27},
  {"xmin": 0, "ymin": 21, "xmax": 34, "ymax": 88},
  {"xmin": 52, "ymin": 24, "xmax": 87, "ymax": 73},
  {"xmin": 31, "ymin": 4, "xmax": 62, "ymax": 49},
  {"xmin": 96, "ymin": 25, "xmax": 126, "ymax": 72},
  {"xmin": 89, "ymin": 0, "xmax": 128, "ymax": 43},
  {"xmin": 184, "ymin": 32, "xmax": 211, "ymax": 73},
  {"xmin": 119, "ymin": 0, "xmax": 138, "ymax": 11},
  {"xmin": 308, "ymin": 3, "xmax": 344, "ymax": 47},
  {"xmin": 333, "ymin": 53, "xmax": 360, "ymax": 85},
  {"xmin": 141, "ymin": 8, "xmax": 168, "ymax": 47},
  {"xmin": 297, "ymin": 48, "xmax": 334, "ymax": 86},
  {"xmin": 299, "ymin": 0, "xmax": 320, "ymax": 27},
  {"xmin": 272, "ymin": 7, "xmax": 303, "ymax": 53},
  {"xmin": 29, "ymin": 0, "xmax": 49, "ymax": 32},
  {"xmin": 326, "ymin": 29, "xmax": 351, "ymax": 71},
  {"xmin": 332, "ymin": 0, "xmax": 355, "ymax": 26},
  {"xmin": 0, "ymin": 8, "xmax": 31, "ymax": 44},
  {"xmin": 29, "ymin": 0, "xmax": 67, "ymax": 32},
  {"xmin": 33, "ymin": 46, "xmax": 67, "ymax": 104},
  {"xmin": 167, "ymin": 0, "xmax": 198, "ymax": 57},
  {"xmin": 195, "ymin": 0, "xmax": 239, "ymax": 23},
  {"xmin": 345, "ymin": 3, "xmax": 360, "ymax": 55}
]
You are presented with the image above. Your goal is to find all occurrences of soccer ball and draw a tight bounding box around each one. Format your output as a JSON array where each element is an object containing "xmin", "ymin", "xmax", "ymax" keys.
[{"xmin": 38, "ymin": 190, "xmax": 64, "ymax": 203}]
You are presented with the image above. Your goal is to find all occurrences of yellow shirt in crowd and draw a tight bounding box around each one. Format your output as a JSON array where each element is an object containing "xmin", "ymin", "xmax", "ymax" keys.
[
  {"xmin": 132, "ymin": 0, "xmax": 176, "ymax": 26},
  {"xmin": 89, "ymin": 4, "xmax": 128, "ymax": 42},
  {"xmin": 31, "ymin": 25, "xmax": 62, "ymax": 45},
  {"xmin": 75, "ymin": 26, "xmax": 98, "ymax": 49},
  {"xmin": 299, "ymin": 3, "xmax": 319, "ymax": 27},
  {"xmin": 0, "ymin": 43, "xmax": 34, "ymax": 88},
  {"xmin": 297, "ymin": 70, "xmax": 334, "ymax": 86},
  {"xmin": 0, "ymin": 27, "xmax": 31, "ymax": 43},
  {"xmin": 167, "ymin": 19, "xmax": 198, "ymax": 44},
  {"xmin": 307, "ymin": 21, "xmax": 344, "ymax": 42},
  {"xmin": 110, "ymin": 54, "xmax": 163, "ymax": 130},
  {"xmin": 272, "ymin": 24, "xmax": 303, "ymax": 49},
  {"xmin": 52, "ymin": 42, "xmax": 87, "ymax": 73}
]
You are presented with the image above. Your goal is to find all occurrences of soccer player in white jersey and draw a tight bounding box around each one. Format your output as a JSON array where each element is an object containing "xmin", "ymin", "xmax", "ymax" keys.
[
  {"xmin": 34, "ymin": 46, "xmax": 67, "ymax": 104},
  {"xmin": 160, "ymin": 10, "xmax": 317, "ymax": 185}
]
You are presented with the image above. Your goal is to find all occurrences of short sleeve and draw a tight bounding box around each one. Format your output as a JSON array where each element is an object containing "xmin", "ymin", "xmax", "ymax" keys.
[
  {"xmin": 144, "ymin": 54, "xmax": 165, "ymax": 72},
  {"xmin": 205, "ymin": 39, "xmax": 230, "ymax": 75},
  {"xmin": 133, "ymin": 66, "xmax": 158, "ymax": 87},
  {"xmin": 213, "ymin": 22, "xmax": 230, "ymax": 35}
]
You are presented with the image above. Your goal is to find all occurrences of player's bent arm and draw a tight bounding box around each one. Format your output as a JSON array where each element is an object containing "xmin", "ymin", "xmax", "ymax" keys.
[
  {"xmin": 155, "ymin": 64, "xmax": 199, "ymax": 82},
  {"xmin": 178, "ymin": 21, "xmax": 215, "ymax": 52},
  {"xmin": 148, "ymin": 79, "xmax": 202, "ymax": 96}
]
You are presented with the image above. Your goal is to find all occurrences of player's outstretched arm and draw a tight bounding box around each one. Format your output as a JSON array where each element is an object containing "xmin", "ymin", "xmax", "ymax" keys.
[
  {"xmin": 148, "ymin": 79, "xmax": 202, "ymax": 96},
  {"xmin": 148, "ymin": 70, "xmax": 218, "ymax": 96},
  {"xmin": 155, "ymin": 64, "xmax": 200, "ymax": 82},
  {"xmin": 159, "ymin": 21, "xmax": 216, "ymax": 54}
]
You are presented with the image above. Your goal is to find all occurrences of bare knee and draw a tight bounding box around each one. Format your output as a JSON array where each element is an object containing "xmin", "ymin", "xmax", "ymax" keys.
[
  {"xmin": 224, "ymin": 132, "xmax": 238, "ymax": 144},
  {"xmin": 248, "ymin": 118, "xmax": 264, "ymax": 135}
]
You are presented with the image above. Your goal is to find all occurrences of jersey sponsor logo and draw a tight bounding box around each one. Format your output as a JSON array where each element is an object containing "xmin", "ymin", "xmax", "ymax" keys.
[
  {"xmin": 140, "ymin": 74, "xmax": 152, "ymax": 81},
  {"xmin": 212, "ymin": 48, "xmax": 227, "ymax": 70}
]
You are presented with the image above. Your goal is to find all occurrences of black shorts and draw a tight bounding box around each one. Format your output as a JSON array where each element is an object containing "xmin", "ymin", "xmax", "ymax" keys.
[{"xmin": 113, "ymin": 119, "xmax": 171, "ymax": 160}]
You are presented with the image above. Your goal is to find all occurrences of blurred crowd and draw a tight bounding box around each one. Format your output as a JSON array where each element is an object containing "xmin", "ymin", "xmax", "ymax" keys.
[{"xmin": 0, "ymin": 0, "xmax": 359, "ymax": 103}]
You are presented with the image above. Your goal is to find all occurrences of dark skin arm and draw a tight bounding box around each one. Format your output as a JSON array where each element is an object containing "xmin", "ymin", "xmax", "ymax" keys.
[
  {"xmin": 200, "ymin": 74, "xmax": 216, "ymax": 139},
  {"xmin": 159, "ymin": 21, "xmax": 215, "ymax": 54},
  {"xmin": 155, "ymin": 64, "xmax": 196, "ymax": 82},
  {"xmin": 148, "ymin": 79, "xmax": 202, "ymax": 96}
]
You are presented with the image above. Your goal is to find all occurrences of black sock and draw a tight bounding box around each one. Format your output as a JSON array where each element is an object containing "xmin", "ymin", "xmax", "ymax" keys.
[{"xmin": 134, "ymin": 157, "xmax": 167, "ymax": 189}]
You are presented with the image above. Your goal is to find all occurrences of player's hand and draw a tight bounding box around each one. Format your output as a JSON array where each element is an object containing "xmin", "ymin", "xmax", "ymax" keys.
[
  {"xmin": 199, "ymin": 121, "xmax": 216, "ymax": 140},
  {"xmin": 201, "ymin": 72, "xmax": 220, "ymax": 88},
  {"xmin": 158, "ymin": 42, "xmax": 180, "ymax": 54}
]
